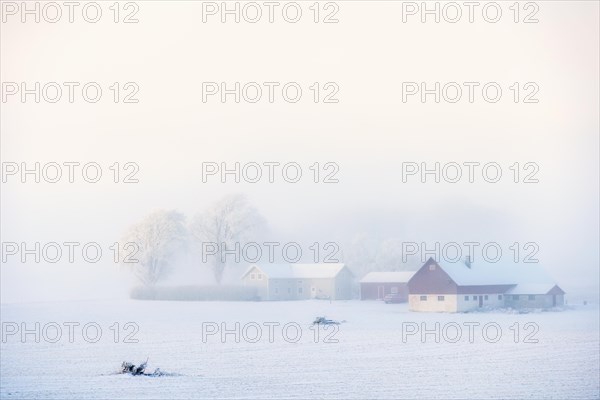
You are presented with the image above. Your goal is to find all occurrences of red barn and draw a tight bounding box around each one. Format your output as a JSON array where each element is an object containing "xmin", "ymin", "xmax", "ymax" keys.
[
  {"xmin": 407, "ymin": 258, "xmax": 565, "ymax": 312},
  {"xmin": 359, "ymin": 271, "xmax": 415, "ymax": 301}
]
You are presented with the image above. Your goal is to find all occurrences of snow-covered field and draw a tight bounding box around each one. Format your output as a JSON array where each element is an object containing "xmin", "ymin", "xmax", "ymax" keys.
[{"xmin": 1, "ymin": 300, "xmax": 598, "ymax": 399}]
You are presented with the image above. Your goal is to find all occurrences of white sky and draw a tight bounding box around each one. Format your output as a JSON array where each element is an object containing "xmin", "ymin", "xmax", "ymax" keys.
[{"xmin": 1, "ymin": 1, "xmax": 598, "ymax": 302}]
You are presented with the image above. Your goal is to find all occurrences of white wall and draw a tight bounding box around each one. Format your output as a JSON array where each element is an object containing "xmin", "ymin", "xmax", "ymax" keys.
[
  {"xmin": 456, "ymin": 293, "xmax": 505, "ymax": 312},
  {"xmin": 409, "ymin": 294, "xmax": 457, "ymax": 312}
]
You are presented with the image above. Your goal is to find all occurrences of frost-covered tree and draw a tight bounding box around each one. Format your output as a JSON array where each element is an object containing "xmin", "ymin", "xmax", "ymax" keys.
[
  {"xmin": 374, "ymin": 238, "xmax": 416, "ymax": 271},
  {"xmin": 190, "ymin": 194, "xmax": 265, "ymax": 284},
  {"xmin": 120, "ymin": 210, "xmax": 187, "ymax": 286},
  {"xmin": 343, "ymin": 233, "xmax": 378, "ymax": 278}
]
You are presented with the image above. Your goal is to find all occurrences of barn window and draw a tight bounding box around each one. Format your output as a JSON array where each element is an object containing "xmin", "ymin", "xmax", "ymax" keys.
[
  {"xmin": 298, "ymin": 287, "xmax": 303, "ymax": 294},
  {"xmin": 391, "ymin": 287, "xmax": 399, "ymax": 294},
  {"xmin": 274, "ymin": 288, "xmax": 279, "ymax": 294},
  {"xmin": 257, "ymin": 274, "xmax": 263, "ymax": 280},
  {"xmin": 429, "ymin": 265, "xmax": 436, "ymax": 271},
  {"xmin": 437, "ymin": 296, "xmax": 445, "ymax": 301},
  {"xmin": 464, "ymin": 296, "xmax": 469, "ymax": 301},
  {"xmin": 528, "ymin": 295, "xmax": 535, "ymax": 300},
  {"xmin": 498, "ymin": 295, "xmax": 503, "ymax": 300},
  {"xmin": 312, "ymin": 287, "xmax": 316, "ymax": 292},
  {"xmin": 513, "ymin": 295, "xmax": 519, "ymax": 300},
  {"xmin": 484, "ymin": 295, "xmax": 488, "ymax": 300},
  {"xmin": 250, "ymin": 274, "xmax": 255, "ymax": 280},
  {"xmin": 420, "ymin": 295, "xmax": 427, "ymax": 301},
  {"xmin": 473, "ymin": 296, "xmax": 478, "ymax": 301}
]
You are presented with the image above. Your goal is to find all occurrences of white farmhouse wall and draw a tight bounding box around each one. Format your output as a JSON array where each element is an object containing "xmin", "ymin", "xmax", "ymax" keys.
[
  {"xmin": 505, "ymin": 294, "xmax": 564, "ymax": 309},
  {"xmin": 409, "ymin": 294, "xmax": 458, "ymax": 312},
  {"xmin": 242, "ymin": 266, "xmax": 269, "ymax": 300},
  {"xmin": 456, "ymin": 293, "xmax": 505, "ymax": 312}
]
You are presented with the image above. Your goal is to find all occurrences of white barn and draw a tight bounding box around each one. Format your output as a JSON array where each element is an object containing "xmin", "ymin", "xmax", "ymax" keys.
[{"xmin": 241, "ymin": 263, "xmax": 354, "ymax": 301}]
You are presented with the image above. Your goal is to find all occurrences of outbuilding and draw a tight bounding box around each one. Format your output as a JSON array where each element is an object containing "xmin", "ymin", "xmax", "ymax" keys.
[
  {"xmin": 359, "ymin": 271, "xmax": 415, "ymax": 301},
  {"xmin": 241, "ymin": 263, "xmax": 354, "ymax": 301},
  {"xmin": 504, "ymin": 283, "xmax": 565, "ymax": 308}
]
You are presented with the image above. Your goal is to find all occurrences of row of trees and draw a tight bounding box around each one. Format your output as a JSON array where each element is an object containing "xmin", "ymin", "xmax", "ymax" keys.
[
  {"xmin": 344, "ymin": 234, "xmax": 417, "ymax": 279},
  {"xmin": 119, "ymin": 194, "xmax": 415, "ymax": 286},
  {"xmin": 119, "ymin": 194, "xmax": 264, "ymax": 285}
]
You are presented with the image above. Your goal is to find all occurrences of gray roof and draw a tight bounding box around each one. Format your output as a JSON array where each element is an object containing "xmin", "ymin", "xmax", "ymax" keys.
[
  {"xmin": 242, "ymin": 263, "xmax": 347, "ymax": 280},
  {"xmin": 435, "ymin": 260, "xmax": 559, "ymax": 290},
  {"xmin": 360, "ymin": 271, "xmax": 416, "ymax": 283},
  {"xmin": 506, "ymin": 283, "xmax": 559, "ymax": 295}
]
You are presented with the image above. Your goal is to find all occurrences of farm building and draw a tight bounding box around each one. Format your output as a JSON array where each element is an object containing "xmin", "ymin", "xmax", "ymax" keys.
[
  {"xmin": 241, "ymin": 263, "xmax": 354, "ymax": 301},
  {"xmin": 504, "ymin": 283, "xmax": 566, "ymax": 308},
  {"xmin": 359, "ymin": 271, "xmax": 415, "ymax": 301},
  {"xmin": 408, "ymin": 258, "xmax": 565, "ymax": 312}
]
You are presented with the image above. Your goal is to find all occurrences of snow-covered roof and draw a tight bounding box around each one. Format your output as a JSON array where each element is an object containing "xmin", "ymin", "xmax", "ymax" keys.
[
  {"xmin": 242, "ymin": 264, "xmax": 290, "ymax": 279},
  {"xmin": 435, "ymin": 260, "xmax": 555, "ymax": 288},
  {"xmin": 360, "ymin": 271, "xmax": 415, "ymax": 283},
  {"xmin": 292, "ymin": 264, "xmax": 348, "ymax": 278},
  {"xmin": 242, "ymin": 263, "xmax": 347, "ymax": 280},
  {"xmin": 506, "ymin": 283, "xmax": 558, "ymax": 295},
  {"xmin": 438, "ymin": 261, "xmax": 517, "ymax": 286}
]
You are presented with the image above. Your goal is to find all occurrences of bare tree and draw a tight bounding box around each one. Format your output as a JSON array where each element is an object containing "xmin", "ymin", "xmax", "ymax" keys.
[
  {"xmin": 190, "ymin": 194, "xmax": 265, "ymax": 284},
  {"xmin": 120, "ymin": 210, "xmax": 187, "ymax": 286}
]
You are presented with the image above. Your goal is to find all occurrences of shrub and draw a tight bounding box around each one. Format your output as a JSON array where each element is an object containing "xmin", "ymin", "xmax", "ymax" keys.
[{"xmin": 130, "ymin": 285, "xmax": 259, "ymax": 301}]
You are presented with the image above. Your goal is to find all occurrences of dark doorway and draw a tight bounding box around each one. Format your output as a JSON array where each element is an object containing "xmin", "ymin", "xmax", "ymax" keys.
[
  {"xmin": 478, "ymin": 296, "xmax": 483, "ymax": 307},
  {"xmin": 552, "ymin": 295, "xmax": 556, "ymax": 306}
]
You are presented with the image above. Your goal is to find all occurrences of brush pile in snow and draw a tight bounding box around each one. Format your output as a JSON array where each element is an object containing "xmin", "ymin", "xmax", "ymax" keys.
[
  {"xmin": 121, "ymin": 360, "xmax": 164, "ymax": 377},
  {"xmin": 312, "ymin": 316, "xmax": 343, "ymax": 325}
]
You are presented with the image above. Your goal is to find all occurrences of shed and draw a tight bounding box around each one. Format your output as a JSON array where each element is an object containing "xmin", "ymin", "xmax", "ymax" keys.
[{"xmin": 359, "ymin": 271, "xmax": 415, "ymax": 301}]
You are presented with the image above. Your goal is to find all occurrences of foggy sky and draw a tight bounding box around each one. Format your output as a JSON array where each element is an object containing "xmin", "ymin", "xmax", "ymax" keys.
[{"xmin": 1, "ymin": 1, "xmax": 598, "ymax": 302}]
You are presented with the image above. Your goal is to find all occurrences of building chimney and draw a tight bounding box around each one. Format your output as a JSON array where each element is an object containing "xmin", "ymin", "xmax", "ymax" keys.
[{"xmin": 464, "ymin": 256, "xmax": 472, "ymax": 269}]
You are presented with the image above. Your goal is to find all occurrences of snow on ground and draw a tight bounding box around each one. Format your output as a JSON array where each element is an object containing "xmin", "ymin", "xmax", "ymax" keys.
[{"xmin": 1, "ymin": 300, "xmax": 598, "ymax": 399}]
